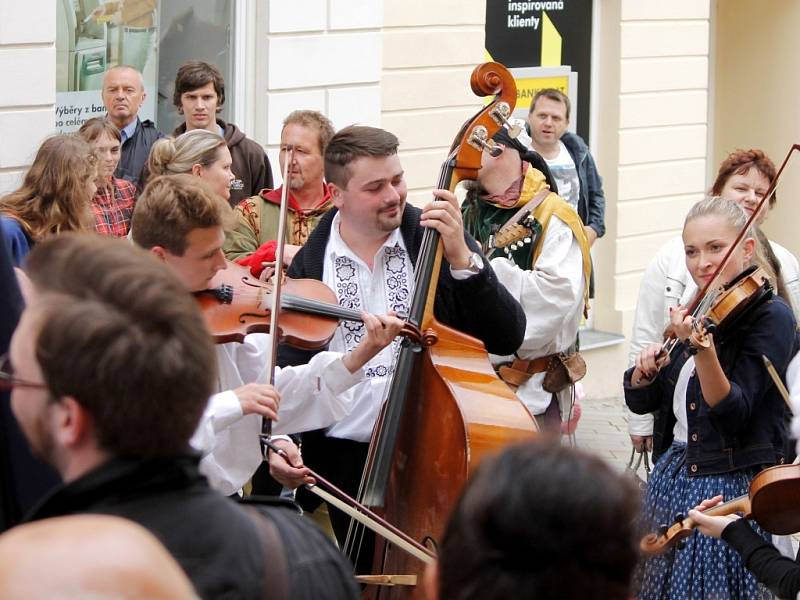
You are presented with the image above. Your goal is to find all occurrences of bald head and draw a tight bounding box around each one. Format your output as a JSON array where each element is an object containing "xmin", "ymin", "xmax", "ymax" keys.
[{"xmin": 0, "ymin": 515, "xmax": 197, "ymax": 599}]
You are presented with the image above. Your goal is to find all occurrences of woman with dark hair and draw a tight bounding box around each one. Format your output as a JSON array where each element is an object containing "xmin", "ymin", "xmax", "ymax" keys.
[
  {"xmin": 427, "ymin": 440, "xmax": 639, "ymax": 600},
  {"xmin": 0, "ymin": 135, "xmax": 96, "ymax": 266},
  {"xmin": 78, "ymin": 118, "xmax": 137, "ymax": 237}
]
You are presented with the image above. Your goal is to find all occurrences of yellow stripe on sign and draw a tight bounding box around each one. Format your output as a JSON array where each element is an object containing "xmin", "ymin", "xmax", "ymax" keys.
[{"xmin": 541, "ymin": 11, "xmax": 562, "ymax": 66}]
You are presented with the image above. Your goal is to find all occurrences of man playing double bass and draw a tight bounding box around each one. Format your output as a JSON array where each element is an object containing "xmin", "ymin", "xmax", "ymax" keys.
[{"xmin": 269, "ymin": 126, "xmax": 526, "ymax": 563}]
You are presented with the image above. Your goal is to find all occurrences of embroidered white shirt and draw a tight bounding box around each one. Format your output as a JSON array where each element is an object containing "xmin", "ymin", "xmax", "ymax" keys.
[{"xmin": 321, "ymin": 213, "xmax": 414, "ymax": 442}]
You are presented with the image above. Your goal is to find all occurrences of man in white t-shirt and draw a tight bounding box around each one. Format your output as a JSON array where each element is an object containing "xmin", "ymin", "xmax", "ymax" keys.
[{"xmin": 527, "ymin": 89, "xmax": 605, "ymax": 248}]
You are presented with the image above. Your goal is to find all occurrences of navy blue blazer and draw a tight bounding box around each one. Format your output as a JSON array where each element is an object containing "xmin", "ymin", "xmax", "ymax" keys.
[{"xmin": 625, "ymin": 295, "xmax": 798, "ymax": 476}]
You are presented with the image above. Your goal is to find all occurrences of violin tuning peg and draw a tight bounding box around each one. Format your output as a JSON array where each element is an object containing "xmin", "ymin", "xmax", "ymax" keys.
[
  {"xmin": 657, "ymin": 524, "xmax": 668, "ymax": 537},
  {"xmin": 674, "ymin": 513, "xmax": 685, "ymax": 524},
  {"xmin": 676, "ymin": 539, "xmax": 687, "ymax": 551}
]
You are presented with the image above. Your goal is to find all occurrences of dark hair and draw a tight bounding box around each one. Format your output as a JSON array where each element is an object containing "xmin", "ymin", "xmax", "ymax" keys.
[
  {"xmin": 324, "ymin": 126, "xmax": 399, "ymax": 188},
  {"xmin": 437, "ymin": 440, "xmax": 639, "ymax": 600},
  {"xmin": 173, "ymin": 61, "xmax": 225, "ymax": 112},
  {"xmin": 529, "ymin": 88, "xmax": 571, "ymax": 121},
  {"xmin": 25, "ymin": 234, "xmax": 216, "ymax": 458},
  {"xmin": 283, "ymin": 110, "xmax": 336, "ymax": 155},
  {"xmin": 711, "ymin": 148, "xmax": 777, "ymax": 208},
  {"xmin": 132, "ymin": 174, "xmax": 232, "ymax": 255}
]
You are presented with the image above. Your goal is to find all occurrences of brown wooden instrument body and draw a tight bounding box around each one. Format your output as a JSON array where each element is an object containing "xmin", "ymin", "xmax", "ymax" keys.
[
  {"xmin": 705, "ymin": 267, "xmax": 769, "ymax": 332},
  {"xmin": 196, "ymin": 261, "xmax": 339, "ymax": 349},
  {"xmin": 362, "ymin": 62, "xmax": 539, "ymax": 599},
  {"xmin": 641, "ymin": 463, "xmax": 800, "ymax": 555}
]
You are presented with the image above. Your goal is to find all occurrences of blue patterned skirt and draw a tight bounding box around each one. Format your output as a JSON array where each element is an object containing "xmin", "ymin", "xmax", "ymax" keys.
[{"xmin": 636, "ymin": 443, "xmax": 772, "ymax": 600}]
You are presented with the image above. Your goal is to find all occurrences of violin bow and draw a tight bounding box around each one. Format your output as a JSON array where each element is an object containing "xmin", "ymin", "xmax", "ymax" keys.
[
  {"xmin": 261, "ymin": 146, "xmax": 294, "ymax": 443},
  {"xmin": 261, "ymin": 437, "xmax": 436, "ymax": 565},
  {"xmin": 762, "ymin": 355, "xmax": 793, "ymax": 414}
]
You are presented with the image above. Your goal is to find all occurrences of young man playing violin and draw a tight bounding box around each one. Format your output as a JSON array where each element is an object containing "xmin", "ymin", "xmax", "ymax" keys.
[
  {"xmin": 267, "ymin": 125, "xmax": 526, "ymax": 555},
  {"xmin": 130, "ymin": 173, "xmax": 405, "ymax": 496},
  {"xmin": 625, "ymin": 196, "xmax": 797, "ymax": 599}
]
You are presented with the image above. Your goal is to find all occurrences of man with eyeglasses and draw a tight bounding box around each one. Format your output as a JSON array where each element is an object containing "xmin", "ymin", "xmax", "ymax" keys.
[{"xmin": 3, "ymin": 233, "xmax": 358, "ymax": 599}]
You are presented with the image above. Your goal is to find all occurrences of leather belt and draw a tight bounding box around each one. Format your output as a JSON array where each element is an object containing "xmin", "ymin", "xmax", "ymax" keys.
[{"xmin": 498, "ymin": 355, "xmax": 553, "ymax": 389}]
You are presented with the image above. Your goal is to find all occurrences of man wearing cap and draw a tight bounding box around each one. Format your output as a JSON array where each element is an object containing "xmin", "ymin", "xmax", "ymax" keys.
[{"xmin": 462, "ymin": 127, "xmax": 591, "ymax": 433}]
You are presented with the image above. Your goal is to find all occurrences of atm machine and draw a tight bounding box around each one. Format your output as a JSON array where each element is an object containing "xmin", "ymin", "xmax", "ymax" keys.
[{"xmin": 56, "ymin": 0, "xmax": 107, "ymax": 92}]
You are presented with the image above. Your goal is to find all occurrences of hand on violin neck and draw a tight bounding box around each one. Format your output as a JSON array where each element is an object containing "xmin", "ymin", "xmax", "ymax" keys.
[
  {"xmin": 268, "ymin": 438, "xmax": 314, "ymax": 489},
  {"xmin": 342, "ymin": 312, "xmax": 405, "ymax": 374},
  {"xmin": 689, "ymin": 495, "xmax": 739, "ymax": 539},
  {"xmin": 233, "ymin": 383, "xmax": 280, "ymax": 421},
  {"xmin": 669, "ymin": 305, "xmax": 695, "ymax": 343},
  {"xmin": 421, "ymin": 189, "xmax": 472, "ymax": 270}
]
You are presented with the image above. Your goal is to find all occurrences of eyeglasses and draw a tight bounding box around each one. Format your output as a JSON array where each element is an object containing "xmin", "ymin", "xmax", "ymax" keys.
[{"xmin": 0, "ymin": 353, "xmax": 50, "ymax": 391}]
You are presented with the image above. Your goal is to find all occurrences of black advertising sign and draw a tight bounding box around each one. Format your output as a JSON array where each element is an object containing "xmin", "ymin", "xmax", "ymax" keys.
[{"xmin": 485, "ymin": 0, "xmax": 593, "ymax": 141}]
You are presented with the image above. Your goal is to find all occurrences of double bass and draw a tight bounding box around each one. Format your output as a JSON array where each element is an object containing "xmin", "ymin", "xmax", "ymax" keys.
[{"xmin": 352, "ymin": 62, "xmax": 538, "ymax": 597}]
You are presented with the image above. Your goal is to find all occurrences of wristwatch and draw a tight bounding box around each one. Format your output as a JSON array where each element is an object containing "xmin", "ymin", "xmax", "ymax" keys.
[{"xmin": 465, "ymin": 252, "xmax": 484, "ymax": 274}]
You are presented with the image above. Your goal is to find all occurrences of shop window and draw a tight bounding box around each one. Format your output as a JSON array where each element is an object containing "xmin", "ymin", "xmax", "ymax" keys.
[{"xmin": 55, "ymin": 0, "xmax": 235, "ymax": 133}]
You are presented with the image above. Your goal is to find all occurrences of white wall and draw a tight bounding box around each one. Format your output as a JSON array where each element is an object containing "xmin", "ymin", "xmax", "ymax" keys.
[
  {"xmin": 255, "ymin": 0, "xmax": 384, "ymax": 184},
  {"xmin": 0, "ymin": 0, "xmax": 56, "ymax": 194}
]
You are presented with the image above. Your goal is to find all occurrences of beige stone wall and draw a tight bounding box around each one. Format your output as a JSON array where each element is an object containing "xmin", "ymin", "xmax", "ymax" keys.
[
  {"xmin": 713, "ymin": 0, "xmax": 800, "ymax": 260},
  {"xmin": 583, "ymin": 0, "xmax": 712, "ymax": 397},
  {"xmin": 0, "ymin": 0, "xmax": 56, "ymax": 194},
  {"xmin": 381, "ymin": 0, "xmax": 486, "ymax": 206}
]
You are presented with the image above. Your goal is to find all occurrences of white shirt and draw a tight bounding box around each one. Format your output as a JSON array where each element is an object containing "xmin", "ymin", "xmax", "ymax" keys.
[
  {"xmin": 671, "ymin": 357, "xmax": 695, "ymax": 443},
  {"xmin": 490, "ymin": 214, "xmax": 585, "ymax": 416},
  {"xmin": 319, "ymin": 214, "xmax": 414, "ymax": 442},
  {"xmin": 543, "ymin": 141, "xmax": 580, "ymax": 211},
  {"xmin": 190, "ymin": 333, "xmax": 363, "ymax": 495}
]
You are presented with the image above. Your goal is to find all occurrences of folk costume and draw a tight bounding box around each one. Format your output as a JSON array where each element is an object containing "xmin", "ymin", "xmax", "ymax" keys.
[
  {"xmin": 279, "ymin": 204, "xmax": 526, "ymax": 547},
  {"xmin": 223, "ymin": 183, "xmax": 334, "ymax": 274},
  {"xmin": 462, "ymin": 135, "xmax": 591, "ymax": 426},
  {"xmin": 625, "ymin": 293, "xmax": 797, "ymax": 599}
]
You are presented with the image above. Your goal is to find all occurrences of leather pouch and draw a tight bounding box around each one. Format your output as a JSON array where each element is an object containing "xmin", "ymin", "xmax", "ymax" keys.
[{"xmin": 542, "ymin": 352, "xmax": 587, "ymax": 393}]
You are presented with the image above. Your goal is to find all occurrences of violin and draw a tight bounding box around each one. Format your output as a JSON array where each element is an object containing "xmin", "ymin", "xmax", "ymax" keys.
[
  {"xmin": 195, "ymin": 261, "xmax": 422, "ymax": 349},
  {"xmin": 640, "ymin": 462, "xmax": 800, "ymax": 555},
  {"xmin": 685, "ymin": 265, "xmax": 772, "ymax": 350},
  {"xmin": 637, "ymin": 266, "xmax": 772, "ymax": 384}
]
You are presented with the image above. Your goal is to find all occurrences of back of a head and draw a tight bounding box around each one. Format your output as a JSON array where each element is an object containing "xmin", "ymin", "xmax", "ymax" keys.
[
  {"xmin": 0, "ymin": 515, "xmax": 197, "ymax": 599},
  {"xmin": 437, "ymin": 440, "xmax": 639, "ymax": 600},
  {"xmin": 132, "ymin": 173, "xmax": 232, "ymax": 255},
  {"xmin": 324, "ymin": 125, "xmax": 399, "ymax": 188},
  {"xmin": 148, "ymin": 129, "xmax": 225, "ymax": 178},
  {"xmin": 0, "ymin": 135, "xmax": 95, "ymax": 239},
  {"xmin": 24, "ymin": 233, "xmax": 216, "ymax": 458}
]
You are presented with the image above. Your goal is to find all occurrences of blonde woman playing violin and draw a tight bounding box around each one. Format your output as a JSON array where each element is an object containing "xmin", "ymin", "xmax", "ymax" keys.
[{"xmin": 625, "ymin": 196, "xmax": 798, "ymax": 599}]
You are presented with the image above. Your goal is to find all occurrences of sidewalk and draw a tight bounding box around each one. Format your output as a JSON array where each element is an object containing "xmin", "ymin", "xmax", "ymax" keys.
[{"xmin": 572, "ymin": 395, "xmax": 650, "ymax": 481}]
